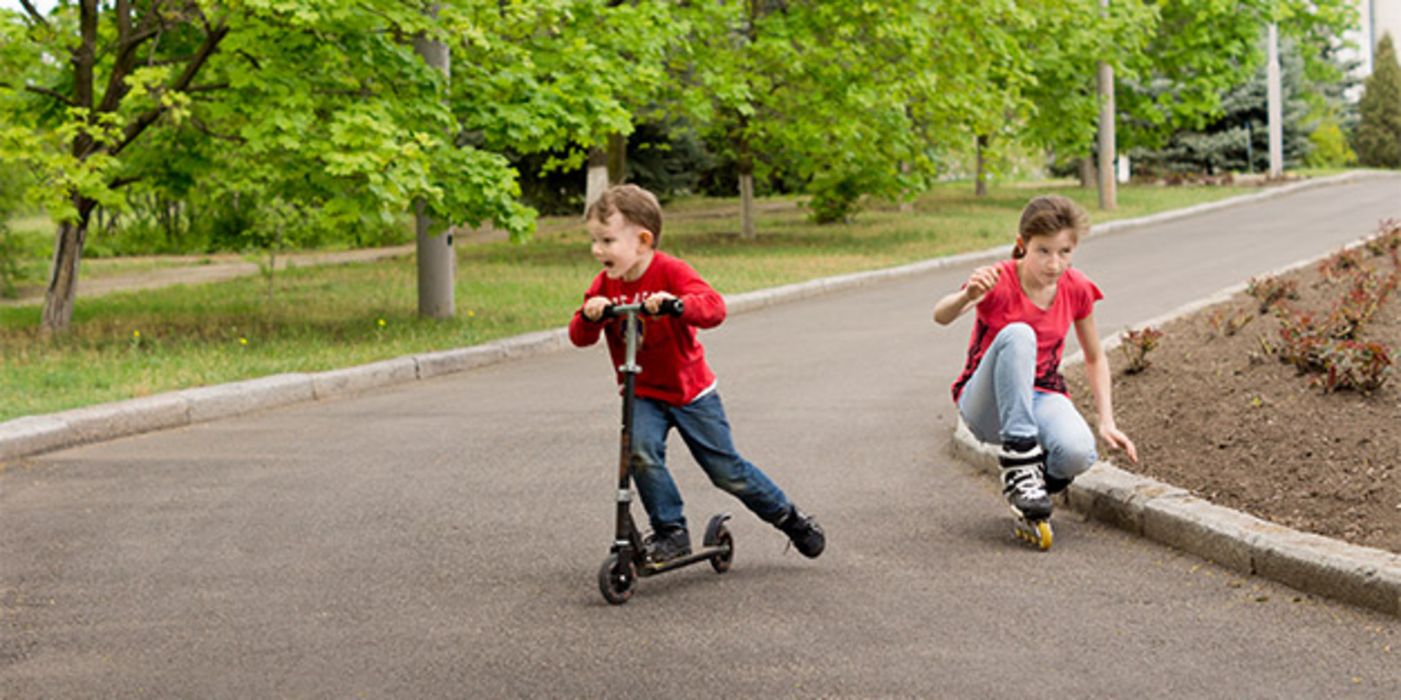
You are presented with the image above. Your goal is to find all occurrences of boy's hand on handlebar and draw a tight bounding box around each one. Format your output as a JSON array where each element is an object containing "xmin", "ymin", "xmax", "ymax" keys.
[
  {"xmin": 964, "ymin": 265, "xmax": 1001, "ymax": 303},
  {"xmin": 582, "ymin": 296, "xmax": 611, "ymax": 322},
  {"xmin": 643, "ymin": 292, "xmax": 678, "ymax": 316}
]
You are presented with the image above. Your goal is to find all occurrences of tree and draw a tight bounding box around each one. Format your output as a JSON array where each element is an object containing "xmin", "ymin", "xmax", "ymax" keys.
[
  {"xmin": 1354, "ymin": 33, "xmax": 1401, "ymax": 167},
  {"xmin": 1130, "ymin": 34, "xmax": 1316, "ymax": 175},
  {"xmin": 0, "ymin": 1, "xmax": 533, "ymax": 334}
]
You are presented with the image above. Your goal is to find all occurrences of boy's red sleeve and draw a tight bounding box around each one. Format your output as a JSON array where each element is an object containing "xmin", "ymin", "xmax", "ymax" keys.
[
  {"xmin": 672, "ymin": 260, "xmax": 726, "ymax": 329},
  {"xmin": 568, "ymin": 276, "xmax": 606, "ymax": 347}
]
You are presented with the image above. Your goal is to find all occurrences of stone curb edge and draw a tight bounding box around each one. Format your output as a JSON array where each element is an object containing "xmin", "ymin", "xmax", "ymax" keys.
[
  {"xmin": 950, "ymin": 232, "xmax": 1401, "ymax": 617},
  {"xmin": 0, "ymin": 170, "xmax": 1387, "ymax": 466}
]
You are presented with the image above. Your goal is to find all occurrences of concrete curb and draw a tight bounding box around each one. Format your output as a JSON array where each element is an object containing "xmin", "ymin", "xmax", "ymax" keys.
[
  {"xmin": 0, "ymin": 170, "xmax": 1387, "ymax": 464},
  {"xmin": 948, "ymin": 234, "xmax": 1401, "ymax": 617}
]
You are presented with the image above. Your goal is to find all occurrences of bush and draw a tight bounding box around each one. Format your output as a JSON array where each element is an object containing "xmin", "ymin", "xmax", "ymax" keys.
[{"xmin": 1119, "ymin": 326, "xmax": 1164, "ymax": 374}]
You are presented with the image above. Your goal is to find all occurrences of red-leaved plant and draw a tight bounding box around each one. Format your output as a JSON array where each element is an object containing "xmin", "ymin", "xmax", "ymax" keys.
[{"xmin": 1119, "ymin": 326, "xmax": 1164, "ymax": 375}]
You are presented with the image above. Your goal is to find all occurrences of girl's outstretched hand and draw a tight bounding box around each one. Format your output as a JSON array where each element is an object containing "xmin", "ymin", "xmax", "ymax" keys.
[{"xmin": 1099, "ymin": 423, "xmax": 1139, "ymax": 464}]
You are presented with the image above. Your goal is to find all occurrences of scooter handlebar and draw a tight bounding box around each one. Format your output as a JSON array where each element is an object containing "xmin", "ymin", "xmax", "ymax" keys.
[{"xmin": 601, "ymin": 298, "xmax": 685, "ymax": 319}]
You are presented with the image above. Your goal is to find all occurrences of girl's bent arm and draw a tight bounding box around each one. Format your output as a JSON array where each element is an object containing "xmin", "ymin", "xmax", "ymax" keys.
[
  {"xmin": 933, "ymin": 288, "xmax": 975, "ymax": 325},
  {"xmin": 1074, "ymin": 314, "xmax": 1139, "ymax": 463},
  {"xmin": 935, "ymin": 265, "xmax": 1000, "ymax": 325}
]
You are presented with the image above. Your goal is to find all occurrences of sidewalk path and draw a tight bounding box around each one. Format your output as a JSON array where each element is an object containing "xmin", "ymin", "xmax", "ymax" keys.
[{"xmin": 2, "ymin": 174, "xmax": 1399, "ymax": 697}]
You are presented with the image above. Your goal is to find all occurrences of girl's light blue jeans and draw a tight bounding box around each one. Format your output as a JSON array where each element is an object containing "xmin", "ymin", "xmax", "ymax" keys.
[
  {"xmin": 631, "ymin": 391, "xmax": 791, "ymax": 533},
  {"xmin": 957, "ymin": 323, "xmax": 1098, "ymax": 482}
]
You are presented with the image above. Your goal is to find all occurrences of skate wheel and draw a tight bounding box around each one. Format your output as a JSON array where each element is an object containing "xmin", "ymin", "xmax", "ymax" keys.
[
  {"xmin": 1014, "ymin": 520, "xmax": 1054, "ymax": 551},
  {"xmin": 708, "ymin": 526, "xmax": 734, "ymax": 574},
  {"xmin": 598, "ymin": 553, "xmax": 636, "ymax": 605},
  {"xmin": 1033, "ymin": 521, "xmax": 1053, "ymax": 551}
]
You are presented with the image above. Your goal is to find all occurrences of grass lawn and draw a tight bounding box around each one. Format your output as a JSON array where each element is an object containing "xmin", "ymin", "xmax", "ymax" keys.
[{"xmin": 0, "ymin": 180, "xmax": 1260, "ymax": 422}]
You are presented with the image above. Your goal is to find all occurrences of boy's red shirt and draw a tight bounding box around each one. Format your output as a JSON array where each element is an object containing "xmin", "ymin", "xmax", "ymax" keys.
[
  {"xmin": 951, "ymin": 258, "xmax": 1103, "ymax": 402},
  {"xmin": 569, "ymin": 251, "xmax": 726, "ymax": 406}
]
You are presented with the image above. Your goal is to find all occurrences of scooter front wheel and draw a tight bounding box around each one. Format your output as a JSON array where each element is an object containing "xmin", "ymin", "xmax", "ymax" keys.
[{"xmin": 598, "ymin": 553, "xmax": 636, "ymax": 605}]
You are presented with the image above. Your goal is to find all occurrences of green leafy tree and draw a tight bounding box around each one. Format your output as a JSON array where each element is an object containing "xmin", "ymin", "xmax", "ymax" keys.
[
  {"xmin": 0, "ymin": 1, "xmax": 533, "ymax": 334},
  {"xmin": 1354, "ymin": 33, "xmax": 1401, "ymax": 167}
]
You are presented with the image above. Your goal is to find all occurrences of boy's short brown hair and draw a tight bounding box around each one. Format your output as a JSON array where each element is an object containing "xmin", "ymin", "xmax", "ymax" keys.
[{"xmin": 586, "ymin": 184, "xmax": 664, "ymax": 246}]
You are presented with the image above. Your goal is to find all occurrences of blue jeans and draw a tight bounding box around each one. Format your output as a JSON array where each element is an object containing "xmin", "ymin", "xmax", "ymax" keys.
[
  {"xmin": 957, "ymin": 323, "xmax": 1098, "ymax": 482},
  {"xmin": 631, "ymin": 391, "xmax": 791, "ymax": 533}
]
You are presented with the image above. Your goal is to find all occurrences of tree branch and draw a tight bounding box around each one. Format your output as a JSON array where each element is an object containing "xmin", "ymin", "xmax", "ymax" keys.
[
  {"xmin": 24, "ymin": 84, "xmax": 77, "ymax": 107},
  {"xmin": 97, "ymin": 0, "xmax": 168, "ymax": 114},
  {"xmin": 108, "ymin": 18, "xmax": 229, "ymax": 158},
  {"xmin": 17, "ymin": 0, "xmax": 50, "ymax": 29}
]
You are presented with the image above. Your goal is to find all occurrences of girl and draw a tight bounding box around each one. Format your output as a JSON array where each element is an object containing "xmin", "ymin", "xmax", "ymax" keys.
[{"xmin": 933, "ymin": 195, "xmax": 1137, "ymax": 523}]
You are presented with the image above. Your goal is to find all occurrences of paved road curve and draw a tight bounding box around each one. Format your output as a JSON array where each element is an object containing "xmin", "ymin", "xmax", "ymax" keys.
[{"xmin": 3, "ymin": 176, "xmax": 1399, "ymax": 698}]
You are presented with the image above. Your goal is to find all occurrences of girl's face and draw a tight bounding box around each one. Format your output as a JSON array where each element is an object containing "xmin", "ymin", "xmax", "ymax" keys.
[
  {"xmin": 587, "ymin": 212, "xmax": 653, "ymax": 280},
  {"xmin": 1018, "ymin": 228, "xmax": 1077, "ymax": 287}
]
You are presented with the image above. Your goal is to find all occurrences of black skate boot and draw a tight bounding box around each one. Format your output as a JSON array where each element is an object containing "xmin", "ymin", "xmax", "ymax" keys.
[
  {"xmin": 998, "ymin": 439, "xmax": 1052, "ymax": 522},
  {"xmin": 776, "ymin": 506, "xmax": 825, "ymax": 558},
  {"xmin": 1045, "ymin": 472, "xmax": 1073, "ymax": 496},
  {"xmin": 643, "ymin": 527, "xmax": 691, "ymax": 565}
]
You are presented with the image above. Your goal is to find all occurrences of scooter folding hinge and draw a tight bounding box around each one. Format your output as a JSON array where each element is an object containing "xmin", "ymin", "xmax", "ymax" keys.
[{"xmin": 618, "ymin": 362, "xmax": 641, "ymax": 374}]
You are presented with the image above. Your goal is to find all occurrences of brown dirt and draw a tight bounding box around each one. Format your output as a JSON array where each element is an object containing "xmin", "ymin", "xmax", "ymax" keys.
[{"xmin": 1069, "ymin": 239, "xmax": 1401, "ymax": 555}]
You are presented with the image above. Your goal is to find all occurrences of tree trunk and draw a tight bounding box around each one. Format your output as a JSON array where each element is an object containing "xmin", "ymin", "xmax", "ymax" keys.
[
  {"xmin": 584, "ymin": 146, "xmax": 609, "ymax": 215},
  {"xmin": 974, "ymin": 134, "xmax": 989, "ymax": 197},
  {"xmin": 414, "ymin": 3, "xmax": 454, "ymax": 319},
  {"xmin": 1079, "ymin": 156, "xmax": 1095, "ymax": 188},
  {"xmin": 41, "ymin": 198, "xmax": 97, "ymax": 334},
  {"xmin": 606, "ymin": 132, "xmax": 627, "ymax": 185},
  {"xmin": 1096, "ymin": 0, "xmax": 1117, "ymax": 211},
  {"xmin": 899, "ymin": 162, "xmax": 914, "ymax": 213},
  {"xmin": 738, "ymin": 143, "xmax": 756, "ymax": 239}
]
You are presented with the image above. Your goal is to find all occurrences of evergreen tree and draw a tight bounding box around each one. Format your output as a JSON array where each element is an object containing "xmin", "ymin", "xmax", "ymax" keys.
[
  {"xmin": 1129, "ymin": 36, "xmax": 1315, "ymax": 175},
  {"xmin": 1354, "ymin": 33, "xmax": 1401, "ymax": 167}
]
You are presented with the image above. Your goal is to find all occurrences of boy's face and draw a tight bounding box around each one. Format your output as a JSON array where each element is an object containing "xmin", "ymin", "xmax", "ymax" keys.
[{"xmin": 588, "ymin": 212, "xmax": 653, "ymax": 281}]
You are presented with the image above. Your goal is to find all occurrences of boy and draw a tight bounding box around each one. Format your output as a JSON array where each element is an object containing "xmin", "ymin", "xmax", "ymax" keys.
[{"xmin": 569, "ymin": 184, "xmax": 825, "ymax": 563}]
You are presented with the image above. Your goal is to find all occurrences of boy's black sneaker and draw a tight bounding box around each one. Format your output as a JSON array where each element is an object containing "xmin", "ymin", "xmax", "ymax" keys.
[
  {"xmin": 776, "ymin": 506, "xmax": 825, "ymax": 558},
  {"xmin": 998, "ymin": 440, "xmax": 1052, "ymax": 521},
  {"xmin": 643, "ymin": 527, "xmax": 691, "ymax": 564}
]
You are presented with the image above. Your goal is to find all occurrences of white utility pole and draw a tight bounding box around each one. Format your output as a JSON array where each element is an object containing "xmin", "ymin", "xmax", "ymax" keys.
[{"xmin": 1267, "ymin": 22, "xmax": 1284, "ymax": 179}]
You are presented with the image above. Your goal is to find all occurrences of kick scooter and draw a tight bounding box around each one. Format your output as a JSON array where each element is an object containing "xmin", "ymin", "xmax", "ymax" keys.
[{"xmin": 596, "ymin": 299, "xmax": 735, "ymax": 605}]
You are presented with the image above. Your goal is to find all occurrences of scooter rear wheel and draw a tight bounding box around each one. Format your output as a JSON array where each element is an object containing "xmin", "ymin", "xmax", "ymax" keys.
[
  {"xmin": 707, "ymin": 526, "xmax": 734, "ymax": 574},
  {"xmin": 598, "ymin": 553, "xmax": 636, "ymax": 605}
]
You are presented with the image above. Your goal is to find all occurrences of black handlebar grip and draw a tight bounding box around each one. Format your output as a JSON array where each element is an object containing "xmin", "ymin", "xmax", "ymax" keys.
[
  {"xmin": 656, "ymin": 298, "xmax": 685, "ymax": 317},
  {"xmin": 599, "ymin": 298, "xmax": 685, "ymax": 319}
]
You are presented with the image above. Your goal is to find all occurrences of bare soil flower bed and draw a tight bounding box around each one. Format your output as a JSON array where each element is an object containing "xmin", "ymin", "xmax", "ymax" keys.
[{"xmin": 1070, "ymin": 224, "xmax": 1401, "ymax": 555}]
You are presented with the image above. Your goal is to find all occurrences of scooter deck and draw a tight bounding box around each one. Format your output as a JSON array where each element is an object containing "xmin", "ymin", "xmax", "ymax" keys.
[{"xmin": 638, "ymin": 544, "xmax": 731, "ymax": 576}]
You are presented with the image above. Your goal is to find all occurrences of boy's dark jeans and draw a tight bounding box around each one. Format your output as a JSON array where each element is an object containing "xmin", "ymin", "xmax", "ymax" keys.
[{"xmin": 630, "ymin": 392, "xmax": 791, "ymax": 533}]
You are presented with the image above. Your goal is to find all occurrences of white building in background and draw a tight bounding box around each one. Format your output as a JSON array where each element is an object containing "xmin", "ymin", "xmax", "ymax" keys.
[{"xmin": 1351, "ymin": 0, "xmax": 1401, "ymax": 77}]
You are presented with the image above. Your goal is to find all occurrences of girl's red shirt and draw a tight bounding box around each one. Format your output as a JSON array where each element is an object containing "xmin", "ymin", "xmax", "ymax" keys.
[
  {"xmin": 952, "ymin": 259, "xmax": 1103, "ymax": 402},
  {"xmin": 569, "ymin": 251, "xmax": 726, "ymax": 406}
]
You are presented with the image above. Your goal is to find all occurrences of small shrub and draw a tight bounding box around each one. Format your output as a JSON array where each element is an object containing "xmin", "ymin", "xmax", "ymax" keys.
[
  {"xmin": 1328, "ymin": 268, "xmax": 1398, "ymax": 340},
  {"xmin": 1318, "ymin": 247, "xmax": 1364, "ymax": 282},
  {"xmin": 1313, "ymin": 340, "xmax": 1392, "ymax": 393},
  {"xmin": 1245, "ymin": 275, "xmax": 1297, "ymax": 313},
  {"xmin": 1207, "ymin": 307, "xmax": 1255, "ymax": 337},
  {"xmin": 1119, "ymin": 326, "xmax": 1164, "ymax": 374},
  {"xmin": 1364, "ymin": 218, "xmax": 1401, "ymax": 261}
]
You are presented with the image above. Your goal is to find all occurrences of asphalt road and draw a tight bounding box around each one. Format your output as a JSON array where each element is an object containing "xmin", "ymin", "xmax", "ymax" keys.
[{"xmin": 3, "ymin": 176, "xmax": 1400, "ymax": 698}]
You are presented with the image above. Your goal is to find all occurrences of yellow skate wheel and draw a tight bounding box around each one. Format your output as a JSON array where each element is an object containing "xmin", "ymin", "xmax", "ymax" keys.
[
  {"xmin": 1013, "ymin": 519, "xmax": 1054, "ymax": 551},
  {"xmin": 1034, "ymin": 520, "xmax": 1053, "ymax": 551}
]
